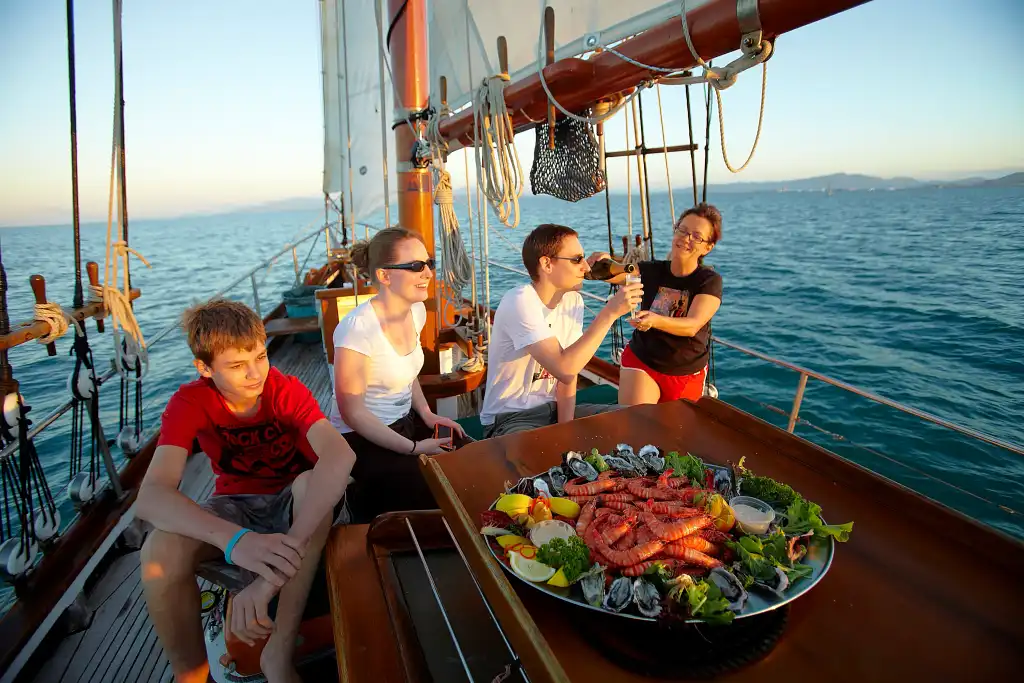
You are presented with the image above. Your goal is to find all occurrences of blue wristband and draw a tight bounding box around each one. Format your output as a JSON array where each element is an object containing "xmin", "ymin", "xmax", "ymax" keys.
[{"xmin": 224, "ymin": 528, "xmax": 251, "ymax": 565}]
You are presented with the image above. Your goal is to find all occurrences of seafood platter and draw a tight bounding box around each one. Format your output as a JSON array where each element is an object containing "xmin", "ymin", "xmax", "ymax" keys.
[{"xmin": 479, "ymin": 445, "xmax": 854, "ymax": 624}]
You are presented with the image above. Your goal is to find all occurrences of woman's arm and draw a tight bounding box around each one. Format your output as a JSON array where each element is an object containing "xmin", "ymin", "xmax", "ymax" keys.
[
  {"xmin": 410, "ymin": 378, "xmax": 430, "ymax": 420},
  {"xmin": 334, "ymin": 347, "xmax": 418, "ymax": 453},
  {"xmin": 631, "ymin": 294, "xmax": 720, "ymax": 337},
  {"xmin": 555, "ymin": 376, "xmax": 577, "ymax": 423}
]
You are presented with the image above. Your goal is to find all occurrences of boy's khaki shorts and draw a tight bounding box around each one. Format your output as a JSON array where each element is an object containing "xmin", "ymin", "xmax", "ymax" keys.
[{"xmin": 195, "ymin": 485, "xmax": 350, "ymax": 591}]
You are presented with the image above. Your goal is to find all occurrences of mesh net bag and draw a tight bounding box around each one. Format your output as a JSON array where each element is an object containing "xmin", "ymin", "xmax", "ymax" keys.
[{"xmin": 530, "ymin": 112, "xmax": 606, "ymax": 202}]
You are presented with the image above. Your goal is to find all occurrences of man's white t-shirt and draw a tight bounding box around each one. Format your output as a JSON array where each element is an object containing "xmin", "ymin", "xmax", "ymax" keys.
[
  {"xmin": 480, "ymin": 284, "xmax": 584, "ymax": 425},
  {"xmin": 329, "ymin": 300, "xmax": 426, "ymax": 433}
]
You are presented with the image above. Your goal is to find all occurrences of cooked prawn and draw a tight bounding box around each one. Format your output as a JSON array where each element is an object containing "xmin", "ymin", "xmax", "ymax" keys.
[
  {"xmin": 641, "ymin": 512, "xmax": 713, "ymax": 542},
  {"xmin": 586, "ymin": 526, "xmax": 664, "ymax": 567},
  {"xmin": 575, "ymin": 498, "xmax": 598, "ymax": 536},
  {"xmin": 668, "ymin": 534, "xmax": 721, "ymax": 556},
  {"xmin": 564, "ymin": 476, "xmax": 619, "ymax": 497},
  {"xmin": 660, "ymin": 544, "xmax": 723, "ymax": 568}
]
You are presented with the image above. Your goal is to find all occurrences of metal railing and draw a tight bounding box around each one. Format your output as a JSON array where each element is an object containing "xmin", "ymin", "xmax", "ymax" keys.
[
  {"xmin": 456, "ymin": 249, "xmax": 1024, "ymax": 461},
  {"xmin": 711, "ymin": 337, "xmax": 1024, "ymax": 457}
]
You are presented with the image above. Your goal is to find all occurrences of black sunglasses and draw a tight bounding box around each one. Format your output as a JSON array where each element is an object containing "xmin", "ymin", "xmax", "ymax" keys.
[
  {"xmin": 549, "ymin": 255, "xmax": 586, "ymax": 265},
  {"xmin": 380, "ymin": 258, "xmax": 436, "ymax": 273}
]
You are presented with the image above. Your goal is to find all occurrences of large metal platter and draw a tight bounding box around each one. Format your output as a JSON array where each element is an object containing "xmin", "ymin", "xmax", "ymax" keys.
[{"xmin": 485, "ymin": 474, "xmax": 836, "ymax": 623}]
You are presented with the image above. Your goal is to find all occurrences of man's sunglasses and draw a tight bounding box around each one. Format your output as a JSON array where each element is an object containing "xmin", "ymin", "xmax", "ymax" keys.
[
  {"xmin": 380, "ymin": 258, "xmax": 436, "ymax": 273},
  {"xmin": 549, "ymin": 255, "xmax": 586, "ymax": 265}
]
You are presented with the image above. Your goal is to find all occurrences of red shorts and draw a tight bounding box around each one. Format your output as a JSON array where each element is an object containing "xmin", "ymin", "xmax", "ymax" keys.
[{"xmin": 620, "ymin": 345, "xmax": 708, "ymax": 402}]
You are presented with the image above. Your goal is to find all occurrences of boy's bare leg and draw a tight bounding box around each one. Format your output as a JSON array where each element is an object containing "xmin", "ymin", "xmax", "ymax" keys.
[
  {"xmin": 141, "ymin": 530, "xmax": 220, "ymax": 683},
  {"xmin": 259, "ymin": 471, "xmax": 333, "ymax": 683}
]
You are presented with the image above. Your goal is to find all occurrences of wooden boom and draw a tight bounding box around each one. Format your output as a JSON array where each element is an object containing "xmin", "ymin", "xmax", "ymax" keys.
[{"xmin": 440, "ymin": 0, "xmax": 871, "ymax": 148}]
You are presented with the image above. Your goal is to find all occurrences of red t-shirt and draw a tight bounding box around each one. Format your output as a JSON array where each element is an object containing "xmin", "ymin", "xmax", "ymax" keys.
[{"xmin": 159, "ymin": 367, "xmax": 325, "ymax": 495}]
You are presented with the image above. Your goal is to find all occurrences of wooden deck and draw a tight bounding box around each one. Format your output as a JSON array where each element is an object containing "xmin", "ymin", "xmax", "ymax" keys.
[{"xmin": 20, "ymin": 338, "xmax": 332, "ymax": 683}]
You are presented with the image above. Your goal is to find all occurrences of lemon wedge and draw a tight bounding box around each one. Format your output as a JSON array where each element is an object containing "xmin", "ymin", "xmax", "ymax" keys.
[
  {"xmin": 546, "ymin": 568, "xmax": 570, "ymax": 587},
  {"xmin": 528, "ymin": 520, "xmax": 576, "ymax": 548},
  {"xmin": 548, "ymin": 497, "xmax": 581, "ymax": 519},
  {"xmin": 509, "ymin": 552, "xmax": 556, "ymax": 583}
]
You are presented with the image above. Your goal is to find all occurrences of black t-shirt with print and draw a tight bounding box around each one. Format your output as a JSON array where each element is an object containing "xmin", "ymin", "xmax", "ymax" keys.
[{"xmin": 627, "ymin": 261, "xmax": 723, "ymax": 376}]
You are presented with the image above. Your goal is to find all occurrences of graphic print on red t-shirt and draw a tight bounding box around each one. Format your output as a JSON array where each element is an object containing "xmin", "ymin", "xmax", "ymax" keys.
[
  {"xmin": 212, "ymin": 420, "xmax": 308, "ymax": 480},
  {"xmin": 650, "ymin": 287, "xmax": 690, "ymax": 318},
  {"xmin": 158, "ymin": 368, "xmax": 324, "ymax": 495}
]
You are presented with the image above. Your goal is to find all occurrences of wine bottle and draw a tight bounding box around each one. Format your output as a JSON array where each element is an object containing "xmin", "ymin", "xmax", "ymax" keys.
[{"xmin": 585, "ymin": 258, "xmax": 636, "ymax": 281}]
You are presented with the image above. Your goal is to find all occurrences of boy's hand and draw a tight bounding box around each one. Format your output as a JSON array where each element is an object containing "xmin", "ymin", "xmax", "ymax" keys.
[
  {"xmin": 228, "ymin": 532, "xmax": 306, "ymax": 587},
  {"xmin": 604, "ymin": 281, "xmax": 643, "ymax": 318},
  {"xmin": 230, "ymin": 577, "xmax": 277, "ymax": 645}
]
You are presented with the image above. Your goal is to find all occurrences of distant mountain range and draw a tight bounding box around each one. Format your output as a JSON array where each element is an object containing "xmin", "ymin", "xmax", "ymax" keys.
[
  {"xmin": 238, "ymin": 172, "xmax": 1024, "ymax": 215},
  {"xmin": 703, "ymin": 171, "xmax": 1024, "ymax": 194}
]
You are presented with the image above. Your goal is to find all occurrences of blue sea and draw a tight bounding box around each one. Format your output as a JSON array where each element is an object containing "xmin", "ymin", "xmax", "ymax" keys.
[{"xmin": 1, "ymin": 186, "xmax": 1022, "ymax": 599}]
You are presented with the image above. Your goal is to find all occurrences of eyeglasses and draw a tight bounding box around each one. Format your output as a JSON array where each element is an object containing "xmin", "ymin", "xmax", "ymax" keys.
[
  {"xmin": 549, "ymin": 255, "xmax": 586, "ymax": 265},
  {"xmin": 380, "ymin": 258, "xmax": 436, "ymax": 273},
  {"xmin": 674, "ymin": 231, "xmax": 711, "ymax": 245}
]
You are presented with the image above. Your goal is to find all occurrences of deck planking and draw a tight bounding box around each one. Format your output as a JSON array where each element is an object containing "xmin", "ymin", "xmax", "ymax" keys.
[{"xmin": 21, "ymin": 339, "xmax": 331, "ymax": 683}]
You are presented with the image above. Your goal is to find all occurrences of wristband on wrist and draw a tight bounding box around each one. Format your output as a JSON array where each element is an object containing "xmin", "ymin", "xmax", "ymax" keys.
[{"xmin": 224, "ymin": 528, "xmax": 251, "ymax": 565}]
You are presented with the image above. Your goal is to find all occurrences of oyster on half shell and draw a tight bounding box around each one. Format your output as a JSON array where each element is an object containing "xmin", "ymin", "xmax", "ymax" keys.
[{"xmin": 563, "ymin": 451, "xmax": 599, "ymax": 481}]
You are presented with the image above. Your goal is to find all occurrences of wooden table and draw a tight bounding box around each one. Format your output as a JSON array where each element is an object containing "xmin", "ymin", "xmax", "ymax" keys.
[{"xmin": 420, "ymin": 398, "xmax": 1024, "ymax": 682}]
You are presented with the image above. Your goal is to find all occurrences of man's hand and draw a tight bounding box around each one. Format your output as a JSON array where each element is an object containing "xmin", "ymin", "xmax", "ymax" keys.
[
  {"xmin": 228, "ymin": 532, "xmax": 306, "ymax": 587},
  {"xmin": 586, "ymin": 251, "xmax": 612, "ymax": 267},
  {"xmin": 604, "ymin": 281, "xmax": 643, "ymax": 319},
  {"xmin": 230, "ymin": 577, "xmax": 278, "ymax": 645}
]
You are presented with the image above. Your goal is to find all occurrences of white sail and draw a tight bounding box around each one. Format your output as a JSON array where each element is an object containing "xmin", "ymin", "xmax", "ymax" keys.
[
  {"xmin": 320, "ymin": 0, "xmax": 396, "ymax": 224},
  {"xmin": 428, "ymin": 1, "xmax": 708, "ymax": 112}
]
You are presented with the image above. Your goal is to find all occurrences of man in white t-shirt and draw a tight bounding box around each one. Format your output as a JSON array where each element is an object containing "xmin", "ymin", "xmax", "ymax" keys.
[{"xmin": 480, "ymin": 224, "xmax": 643, "ymax": 437}]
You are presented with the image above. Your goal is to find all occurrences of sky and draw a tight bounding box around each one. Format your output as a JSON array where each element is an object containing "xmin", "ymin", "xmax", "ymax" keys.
[{"xmin": 1, "ymin": 0, "xmax": 1022, "ymax": 227}]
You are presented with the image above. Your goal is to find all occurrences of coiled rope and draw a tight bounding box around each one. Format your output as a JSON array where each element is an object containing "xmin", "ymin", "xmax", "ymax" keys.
[
  {"xmin": 472, "ymin": 74, "xmax": 523, "ymax": 228},
  {"xmin": 33, "ymin": 302, "xmax": 81, "ymax": 345}
]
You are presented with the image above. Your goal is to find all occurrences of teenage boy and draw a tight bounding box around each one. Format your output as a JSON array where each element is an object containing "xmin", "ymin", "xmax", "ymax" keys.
[
  {"xmin": 480, "ymin": 223, "xmax": 643, "ymax": 437},
  {"xmin": 138, "ymin": 299, "xmax": 356, "ymax": 683}
]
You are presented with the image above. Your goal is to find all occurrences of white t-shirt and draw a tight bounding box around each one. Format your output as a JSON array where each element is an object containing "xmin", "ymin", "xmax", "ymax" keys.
[
  {"xmin": 480, "ymin": 284, "xmax": 584, "ymax": 425},
  {"xmin": 329, "ymin": 300, "xmax": 426, "ymax": 433}
]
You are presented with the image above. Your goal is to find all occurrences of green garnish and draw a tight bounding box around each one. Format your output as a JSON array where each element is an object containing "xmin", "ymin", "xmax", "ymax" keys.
[
  {"xmin": 782, "ymin": 498, "xmax": 854, "ymax": 542},
  {"xmin": 736, "ymin": 456, "xmax": 799, "ymax": 506},
  {"xmin": 585, "ymin": 448, "xmax": 609, "ymax": 473},
  {"xmin": 736, "ymin": 457, "xmax": 853, "ymax": 542},
  {"xmin": 666, "ymin": 575, "xmax": 735, "ymax": 625},
  {"xmin": 536, "ymin": 536, "xmax": 591, "ymax": 584},
  {"xmin": 727, "ymin": 531, "xmax": 813, "ymax": 585},
  {"xmin": 665, "ymin": 451, "xmax": 705, "ymax": 482}
]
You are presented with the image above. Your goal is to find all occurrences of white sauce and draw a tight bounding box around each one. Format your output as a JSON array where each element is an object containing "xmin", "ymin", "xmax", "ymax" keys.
[{"xmin": 733, "ymin": 503, "xmax": 773, "ymax": 534}]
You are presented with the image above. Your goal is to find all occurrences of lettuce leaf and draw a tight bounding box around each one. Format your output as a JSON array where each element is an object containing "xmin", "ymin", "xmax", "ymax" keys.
[
  {"xmin": 664, "ymin": 451, "xmax": 706, "ymax": 482},
  {"xmin": 728, "ymin": 531, "xmax": 814, "ymax": 585},
  {"xmin": 782, "ymin": 498, "xmax": 853, "ymax": 542},
  {"xmin": 685, "ymin": 580, "xmax": 735, "ymax": 625}
]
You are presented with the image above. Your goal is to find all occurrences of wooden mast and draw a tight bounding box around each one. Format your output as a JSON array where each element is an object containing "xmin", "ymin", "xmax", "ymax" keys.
[{"xmin": 387, "ymin": 0, "xmax": 438, "ymax": 370}]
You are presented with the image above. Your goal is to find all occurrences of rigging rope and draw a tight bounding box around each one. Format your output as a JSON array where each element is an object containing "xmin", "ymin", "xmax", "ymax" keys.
[
  {"xmin": 101, "ymin": 1, "xmax": 150, "ymax": 381},
  {"xmin": 472, "ymin": 74, "xmax": 524, "ymax": 228},
  {"xmin": 677, "ymin": 0, "xmax": 770, "ymax": 173}
]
